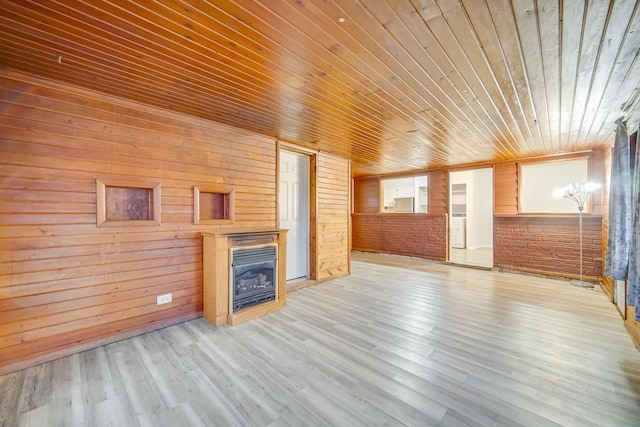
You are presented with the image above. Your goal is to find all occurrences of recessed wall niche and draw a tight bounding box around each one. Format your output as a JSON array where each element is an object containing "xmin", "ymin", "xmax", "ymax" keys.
[
  {"xmin": 194, "ymin": 186, "xmax": 235, "ymax": 224},
  {"xmin": 96, "ymin": 179, "xmax": 161, "ymax": 227}
]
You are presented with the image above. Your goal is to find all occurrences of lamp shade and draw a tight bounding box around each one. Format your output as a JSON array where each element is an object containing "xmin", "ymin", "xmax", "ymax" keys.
[{"xmin": 552, "ymin": 182, "xmax": 601, "ymax": 210}]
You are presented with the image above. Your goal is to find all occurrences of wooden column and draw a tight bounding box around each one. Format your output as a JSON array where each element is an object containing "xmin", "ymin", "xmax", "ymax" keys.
[{"xmin": 202, "ymin": 233, "xmax": 231, "ymax": 326}]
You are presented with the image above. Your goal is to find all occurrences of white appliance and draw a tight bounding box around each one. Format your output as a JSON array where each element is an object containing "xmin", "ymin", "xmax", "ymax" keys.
[
  {"xmin": 451, "ymin": 217, "xmax": 466, "ymax": 249},
  {"xmin": 393, "ymin": 197, "xmax": 414, "ymax": 213}
]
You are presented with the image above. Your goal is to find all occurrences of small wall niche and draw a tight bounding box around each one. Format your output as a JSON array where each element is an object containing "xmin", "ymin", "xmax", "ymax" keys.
[
  {"xmin": 194, "ymin": 186, "xmax": 235, "ymax": 224},
  {"xmin": 96, "ymin": 179, "xmax": 161, "ymax": 227}
]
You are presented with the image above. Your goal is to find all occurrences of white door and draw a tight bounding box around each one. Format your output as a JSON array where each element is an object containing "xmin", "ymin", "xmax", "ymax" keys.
[{"xmin": 279, "ymin": 151, "xmax": 309, "ymax": 280}]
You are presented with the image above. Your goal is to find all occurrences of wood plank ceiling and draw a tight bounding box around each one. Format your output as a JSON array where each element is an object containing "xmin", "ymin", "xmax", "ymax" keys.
[{"xmin": 1, "ymin": 0, "xmax": 640, "ymax": 176}]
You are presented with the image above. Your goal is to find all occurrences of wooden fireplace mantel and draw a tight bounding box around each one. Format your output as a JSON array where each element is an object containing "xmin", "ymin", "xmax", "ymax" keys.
[{"xmin": 201, "ymin": 229, "xmax": 287, "ymax": 326}]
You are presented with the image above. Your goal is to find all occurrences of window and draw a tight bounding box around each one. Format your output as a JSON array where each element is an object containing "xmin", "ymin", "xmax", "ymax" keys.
[
  {"xmin": 381, "ymin": 175, "xmax": 428, "ymax": 213},
  {"xmin": 520, "ymin": 158, "xmax": 589, "ymax": 213},
  {"xmin": 194, "ymin": 186, "xmax": 235, "ymax": 224},
  {"xmin": 96, "ymin": 179, "xmax": 161, "ymax": 227}
]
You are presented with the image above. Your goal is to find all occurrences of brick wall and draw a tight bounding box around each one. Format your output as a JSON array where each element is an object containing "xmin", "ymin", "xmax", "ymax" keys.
[
  {"xmin": 353, "ymin": 210, "xmax": 604, "ymax": 281},
  {"xmin": 494, "ymin": 215, "xmax": 603, "ymax": 279},
  {"xmin": 352, "ymin": 213, "xmax": 447, "ymax": 260}
]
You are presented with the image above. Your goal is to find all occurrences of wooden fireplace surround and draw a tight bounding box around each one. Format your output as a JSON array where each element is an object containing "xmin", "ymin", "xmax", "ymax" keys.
[{"xmin": 201, "ymin": 229, "xmax": 287, "ymax": 326}]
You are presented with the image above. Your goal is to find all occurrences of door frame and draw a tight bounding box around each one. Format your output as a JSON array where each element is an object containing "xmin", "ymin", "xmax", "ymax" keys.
[
  {"xmin": 277, "ymin": 142, "xmax": 317, "ymax": 281},
  {"xmin": 448, "ymin": 168, "xmax": 494, "ymax": 267}
]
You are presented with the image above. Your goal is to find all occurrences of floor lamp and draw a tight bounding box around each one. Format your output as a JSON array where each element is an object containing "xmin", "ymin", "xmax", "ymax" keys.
[{"xmin": 553, "ymin": 182, "xmax": 601, "ymax": 287}]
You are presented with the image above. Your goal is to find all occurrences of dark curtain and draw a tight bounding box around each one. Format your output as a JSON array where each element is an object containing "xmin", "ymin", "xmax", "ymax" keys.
[
  {"xmin": 628, "ymin": 129, "xmax": 640, "ymax": 320},
  {"xmin": 605, "ymin": 119, "xmax": 632, "ymax": 280}
]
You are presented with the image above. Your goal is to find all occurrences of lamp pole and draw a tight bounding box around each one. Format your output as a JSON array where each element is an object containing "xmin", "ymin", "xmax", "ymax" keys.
[
  {"xmin": 577, "ymin": 202, "xmax": 584, "ymax": 285},
  {"xmin": 553, "ymin": 182, "xmax": 600, "ymax": 288}
]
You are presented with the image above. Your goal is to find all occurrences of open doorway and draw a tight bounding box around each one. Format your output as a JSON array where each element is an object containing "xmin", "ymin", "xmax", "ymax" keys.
[
  {"xmin": 449, "ymin": 168, "xmax": 493, "ymax": 268},
  {"xmin": 279, "ymin": 150, "xmax": 310, "ymax": 281}
]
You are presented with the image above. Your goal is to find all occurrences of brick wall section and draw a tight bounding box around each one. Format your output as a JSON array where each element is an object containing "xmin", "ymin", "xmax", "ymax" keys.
[
  {"xmin": 352, "ymin": 213, "xmax": 448, "ymax": 260},
  {"xmin": 494, "ymin": 216, "xmax": 603, "ymax": 279}
]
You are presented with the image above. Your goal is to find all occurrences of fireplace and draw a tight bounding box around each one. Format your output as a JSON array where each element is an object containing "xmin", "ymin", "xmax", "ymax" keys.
[
  {"xmin": 201, "ymin": 229, "xmax": 287, "ymax": 326},
  {"xmin": 230, "ymin": 244, "xmax": 277, "ymax": 312}
]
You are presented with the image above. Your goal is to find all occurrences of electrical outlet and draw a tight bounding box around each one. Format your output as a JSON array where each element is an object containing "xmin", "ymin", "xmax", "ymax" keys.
[{"xmin": 156, "ymin": 293, "xmax": 172, "ymax": 305}]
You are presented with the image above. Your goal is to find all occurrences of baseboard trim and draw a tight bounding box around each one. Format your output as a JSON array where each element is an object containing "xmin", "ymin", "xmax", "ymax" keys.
[{"xmin": 496, "ymin": 264, "xmax": 600, "ymax": 284}]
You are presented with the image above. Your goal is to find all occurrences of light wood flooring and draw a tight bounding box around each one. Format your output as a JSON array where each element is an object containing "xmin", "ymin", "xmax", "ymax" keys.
[
  {"xmin": 449, "ymin": 247, "xmax": 493, "ymax": 269},
  {"xmin": 2, "ymin": 253, "xmax": 640, "ymax": 427}
]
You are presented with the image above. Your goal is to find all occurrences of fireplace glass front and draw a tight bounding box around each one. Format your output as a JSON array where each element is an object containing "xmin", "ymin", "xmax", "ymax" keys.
[{"xmin": 230, "ymin": 244, "xmax": 277, "ymax": 312}]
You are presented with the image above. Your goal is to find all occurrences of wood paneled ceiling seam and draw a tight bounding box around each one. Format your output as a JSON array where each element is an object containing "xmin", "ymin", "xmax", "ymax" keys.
[
  {"xmin": 319, "ymin": 0, "xmax": 500, "ymax": 149},
  {"xmin": 421, "ymin": 6, "xmax": 527, "ymax": 158},
  {"xmin": 487, "ymin": 1, "xmax": 544, "ymax": 153},
  {"xmin": 454, "ymin": 1, "xmax": 537, "ymax": 156},
  {"xmin": 0, "ymin": 7, "xmax": 298, "ymax": 114},
  {"xmin": 175, "ymin": 0, "xmax": 470, "ymax": 160},
  {"xmin": 564, "ymin": 0, "xmax": 609, "ymax": 152},
  {"xmin": 416, "ymin": 2, "xmax": 524, "ymax": 156},
  {"xmin": 507, "ymin": 0, "xmax": 552, "ymax": 153},
  {"xmin": 359, "ymin": 0, "xmax": 518, "ymax": 158},
  {"xmin": 384, "ymin": 0, "xmax": 518, "ymax": 156},
  {"xmin": 250, "ymin": 0, "xmax": 496, "ymax": 157},
  {"xmin": 579, "ymin": 1, "xmax": 640, "ymax": 146},
  {"xmin": 145, "ymin": 0, "xmax": 459, "ymax": 150}
]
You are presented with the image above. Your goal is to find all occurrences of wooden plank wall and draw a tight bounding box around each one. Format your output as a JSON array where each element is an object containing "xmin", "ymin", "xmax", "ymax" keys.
[
  {"xmin": 494, "ymin": 163, "xmax": 518, "ymax": 214},
  {"xmin": 427, "ymin": 170, "xmax": 448, "ymax": 214},
  {"xmin": 316, "ymin": 153, "xmax": 350, "ymax": 281},
  {"xmin": 0, "ymin": 71, "xmax": 351, "ymax": 374},
  {"xmin": 600, "ymin": 146, "xmax": 615, "ymax": 299},
  {"xmin": 590, "ymin": 149, "xmax": 605, "ymax": 215},
  {"xmin": 353, "ymin": 176, "xmax": 380, "ymax": 213}
]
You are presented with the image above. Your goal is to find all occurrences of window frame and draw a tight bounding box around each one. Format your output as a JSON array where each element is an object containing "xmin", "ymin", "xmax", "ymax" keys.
[
  {"xmin": 380, "ymin": 174, "xmax": 429, "ymax": 214},
  {"xmin": 518, "ymin": 156, "xmax": 591, "ymax": 214},
  {"xmin": 194, "ymin": 186, "xmax": 235, "ymax": 225},
  {"xmin": 96, "ymin": 178, "xmax": 161, "ymax": 227}
]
